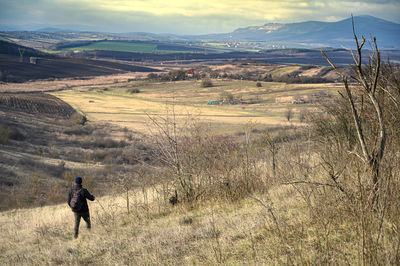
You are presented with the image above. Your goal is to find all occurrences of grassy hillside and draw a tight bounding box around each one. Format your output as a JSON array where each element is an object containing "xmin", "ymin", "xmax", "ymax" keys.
[
  {"xmin": 0, "ymin": 181, "xmax": 363, "ymax": 264},
  {"xmin": 1, "ymin": 45, "xmax": 399, "ymax": 264},
  {"xmin": 0, "ymin": 93, "xmax": 154, "ymax": 210},
  {"xmin": 1, "ymin": 166, "xmax": 398, "ymax": 264},
  {"xmin": 1, "ymin": 72, "xmax": 399, "ymax": 264},
  {"xmin": 0, "ymin": 40, "xmax": 160, "ymax": 83}
]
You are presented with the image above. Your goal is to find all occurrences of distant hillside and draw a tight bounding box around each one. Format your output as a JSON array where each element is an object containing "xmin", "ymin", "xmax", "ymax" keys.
[
  {"xmin": 195, "ymin": 16, "xmax": 400, "ymax": 48},
  {"xmin": 67, "ymin": 48, "xmax": 400, "ymax": 67},
  {"xmin": 36, "ymin": 27, "xmax": 76, "ymax": 33},
  {"xmin": 52, "ymin": 40, "xmax": 217, "ymax": 53},
  {"xmin": 0, "ymin": 39, "xmax": 54, "ymax": 58},
  {"xmin": 0, "ymin": 40, "xmax": 160, "ymax": 83}
]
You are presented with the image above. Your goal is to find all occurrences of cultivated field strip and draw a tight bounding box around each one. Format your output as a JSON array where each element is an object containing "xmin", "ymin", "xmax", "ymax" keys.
[{"xmin": 0, "ymin": 93, "xmax": 76, "ymax": 118}]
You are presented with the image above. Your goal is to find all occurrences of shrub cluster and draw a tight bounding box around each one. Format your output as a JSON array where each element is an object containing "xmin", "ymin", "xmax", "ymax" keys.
[
  {"xmin": 70, "ymin": 113, "xmax": 87, "ymax": 125},
  {"xmin": 151, "ymin": 121, "xmax": 268, "ymax": 203},
  {"xmin": 127, "ymin": 88, "xmax": 140, "ymax": 93},
  {"xmin": 0, "ymin": 125, "xmax": 25, "ymax": 144},
  {"xmin": 147, "ymin": 70, "xmax": 188, "ymax": 81},
  {"xmin": 200, "ymin": 79, "xmax": 213, "ymax": 88}
]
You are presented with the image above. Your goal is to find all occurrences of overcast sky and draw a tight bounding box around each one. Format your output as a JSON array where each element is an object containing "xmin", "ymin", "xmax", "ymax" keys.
[{"xmin": 0, "ymin": 0, "xmax": 399, "ymax": 34}]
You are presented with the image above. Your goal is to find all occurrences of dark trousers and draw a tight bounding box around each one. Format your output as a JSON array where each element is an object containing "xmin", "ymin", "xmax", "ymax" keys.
[{"xmin": 74, "ymin": 211, "xmax": 91, "ymax": 237}]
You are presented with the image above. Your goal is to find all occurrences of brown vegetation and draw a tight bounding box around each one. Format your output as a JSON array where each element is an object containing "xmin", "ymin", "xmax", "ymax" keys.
[
  {"xmin": 0, "ymin": 94, "xmax": 156, "ymax": 210},
  {"xmin": 0, "ymin": 31, "xmax": 399, "ymax": 264},
  {"xmin": 200, "ymin": 79, "xmax": 213, "ymax": 88}
]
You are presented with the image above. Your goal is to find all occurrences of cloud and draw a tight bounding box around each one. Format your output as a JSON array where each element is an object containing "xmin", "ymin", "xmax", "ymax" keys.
[{"xmin": 0, "ymin": 0, "xmax": 399, "ymax": 34}]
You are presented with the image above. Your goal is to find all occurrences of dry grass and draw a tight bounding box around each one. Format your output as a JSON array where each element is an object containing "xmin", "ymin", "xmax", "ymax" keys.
[
  {"xmin": 268, "ymin": 65, "xmax": 302, "ymax": 79},
  {"xmin": 2, "ymin": 59, "xmax": 397, "ymax": 264},
  {"xmin": 1, "ymin": 123, "xmax": 397, "ymax": 264},
  {"xmin": 2, "ymin": 176, "xmax": 384, "ymax": 264},
  {"xmin": 0, "ymin": 182, "xmax": 339, "ymax": 265}
]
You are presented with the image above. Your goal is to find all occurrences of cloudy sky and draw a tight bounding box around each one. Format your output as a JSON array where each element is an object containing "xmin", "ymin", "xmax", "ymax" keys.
[{"xmin": 0, "ymin": 0, "xmax": 399, "ymax": 34}]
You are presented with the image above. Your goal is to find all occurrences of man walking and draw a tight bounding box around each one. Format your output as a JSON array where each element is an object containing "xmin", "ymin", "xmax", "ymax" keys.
[{"xmin": 68, "ymin": 176, "xmax": 95, "ymax": 239}]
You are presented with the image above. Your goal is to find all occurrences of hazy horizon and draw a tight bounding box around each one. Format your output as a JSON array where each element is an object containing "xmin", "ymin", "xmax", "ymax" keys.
[{"xmin": 0, "ymin": 0, "xmax": 400, "ymax": 34}]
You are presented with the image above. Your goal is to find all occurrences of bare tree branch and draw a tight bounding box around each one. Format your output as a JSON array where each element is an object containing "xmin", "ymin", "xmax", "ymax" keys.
[{"xmin": 322, "ymin": 16, "xmax": 386, "ymax": 203}]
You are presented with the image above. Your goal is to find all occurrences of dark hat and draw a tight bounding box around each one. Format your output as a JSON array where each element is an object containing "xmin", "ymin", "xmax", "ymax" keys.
[{"xmin": 75, "ymin": 176, "xmax": 82, "ymax": 184}]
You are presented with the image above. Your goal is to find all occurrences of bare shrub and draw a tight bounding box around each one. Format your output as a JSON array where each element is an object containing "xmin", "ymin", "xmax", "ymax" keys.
[
  {"xmin": 70, "ymin": 113, "xmax": 87, "ymax": 125},
  {"xmin": 0, "ymin": 125, "xmax": 24, "ymax": 144},
  {"xmin": 18, "ymin": 157, "xmax": 66, "ymax": 177},
  {"xmin": 152, "ymin": 70, "xmax": 187, "ymax": 81},
  {"xmin": 201, "ymin": 79, "xmax": 213, "ymax": 88},
  {"xmin": 82, "ymin": 137, "xmax": 126, "ymax": 149},
  {"xmin": 285, "ymin": 108, "xmax": 293, "ymax": 121},
  {"xmin": 299, "ymin": 20, "xmax": 400, "ymax": 263},
  {"xmin": 149, "ymin": 114, "xmax": 265, "ymax": 204},
  {"xmin": 298, "ymin": 109, "xmax": 307, "ymax": 122},
  {"xmin": 147, "ymin": 73, "xmax": 158, "ymax": 80},
  {"xmin": 63, "ymin": 125, "xmax": 94, "ymax": 136},
  {"xmin": 127, "ymin": 88, "xmax": 140, "ymax": 93},
  {"xmin": 0, "ymin": 125, "xmax": 13, "ymax": 144},
  {"xmin": 219, "ymin": 91, "xmax": 234, "ymax": 104}
]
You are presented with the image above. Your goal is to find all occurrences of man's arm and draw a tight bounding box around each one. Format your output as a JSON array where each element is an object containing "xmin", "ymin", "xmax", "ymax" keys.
[{"xmin": 84, "ymin": 189, "xmax": 95, "ymax": 201}]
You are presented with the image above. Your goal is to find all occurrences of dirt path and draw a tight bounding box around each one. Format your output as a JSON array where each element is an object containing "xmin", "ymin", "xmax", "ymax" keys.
[{"xmin": 0, "ymin": 148, "xmax": 103, "ymax": 170}]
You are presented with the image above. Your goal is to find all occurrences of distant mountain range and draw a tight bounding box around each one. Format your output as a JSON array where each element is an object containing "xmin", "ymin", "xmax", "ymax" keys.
[
  {"xmin": 192, "ymin": 16, "xmax": 400, "ymax": 48},
  {"xmin": 1, "ymin": 16, "xmax": 399, "ymax": 48},
  {"xmin": 0, "ymin": 23, "xmax": 98, "ymax": 32}
]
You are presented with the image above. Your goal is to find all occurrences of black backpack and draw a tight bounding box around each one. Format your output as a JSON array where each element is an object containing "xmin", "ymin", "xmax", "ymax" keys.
[{"xmin": 70, "ymin": 188, "xmax": 84, "ymax": 211}]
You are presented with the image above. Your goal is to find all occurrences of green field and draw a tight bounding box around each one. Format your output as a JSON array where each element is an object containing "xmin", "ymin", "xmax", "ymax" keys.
[
  {"xmin": 59, "ymin": 41, "xmax": 214, "ymax": 53},
  {"xmin": 60, "ymin": 41, "xmax": 181, "ymax": 53},
  {"xmin": 51, "ymin": 79, "xmax": 340, "ymax": 134},
  {"xmin": 59, "ymin": 40, "xmax": 240, "ymax": 54}
]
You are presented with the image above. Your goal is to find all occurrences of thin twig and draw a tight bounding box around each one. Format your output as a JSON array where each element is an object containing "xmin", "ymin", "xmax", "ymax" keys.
[
  {"xmin": 281, "ymin": 181, "xmax": 336, "ymax": 188},
  {"xmin": 248, "ymin": 194, "xmax": 293, "ymax": 264}
]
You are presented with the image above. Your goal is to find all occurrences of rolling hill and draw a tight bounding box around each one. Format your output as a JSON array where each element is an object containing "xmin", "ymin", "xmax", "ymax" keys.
[
  {"xmin": 2, "ymin": 16, "xmax": 398, "ymax": 50},
  {"xmin": 0, "ymin": 40, "xmax": 160, "ymax": 83},
  {"xmin": 190, "ymin": 16, "xmax": 400, "ymax": 48}
]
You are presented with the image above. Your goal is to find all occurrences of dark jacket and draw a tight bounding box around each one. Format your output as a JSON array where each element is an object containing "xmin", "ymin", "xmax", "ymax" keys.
[{"xmin": 68, "ymin": 184, "xmax": 95, "ymax": 212}]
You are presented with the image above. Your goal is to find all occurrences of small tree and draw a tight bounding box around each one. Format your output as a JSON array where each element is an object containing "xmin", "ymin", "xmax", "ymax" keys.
[
  {"xmin": 201, "ymin": 79, "xmax": 213, "ymax": 88},
  {"xmin": 18, "ymin": 47, "xmax": 25, "ymax": 63},
  {"xmin": 263, "ymin": 133, "xmax": 281, "ymax": 178},
  {"xmin": 127, "ymin": 88, "xmax": 140, "ymax": 94},
  {"xmin": 285, "ymin": 108, "xmax": 293, "ymax": 122},
  {"xmin": 299, "ymin": 109, "xmax": 307, "ymax": 122},
  {"xmin": 321, "ymin": 17, "xmax": 386, "ymax": 203},
  {"xmin": 116, "ymin": 171, "xmax": 135, "ymax": 214},
  {"xmin": 307, "ymin": 17, "xmax": 400, "ymax": 263},
  {"xmin": 219, "ymin": 91, "xmax": 234, "ymax": 103},
  {"xmin": 70, "ymin": 113, "xmax": 87, "ymax": 125}
]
